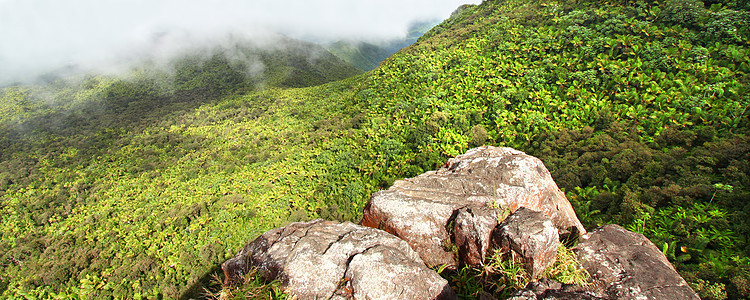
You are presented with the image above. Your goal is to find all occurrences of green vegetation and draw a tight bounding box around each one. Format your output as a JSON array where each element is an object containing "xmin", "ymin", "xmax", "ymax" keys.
[
  {"xmin": 0, "ymin": 40, "xmax": 364, "ymax": 298},
  {"xmin": 326, "ymin": 41, "xmax": 393, "ymax": 71},
  {"xmin": 363, "ymin": 0, "xmax": 750, "ymax": 297},
  {"xmin": 326, "ymin": 20, "xmax": 439, "ymax": 71},
  {"xmin": 1, "ymin": 0, "xmax": 749, "ymax": 298},
  {"xmin": 438, "ymin": 245, "xmax": 589, "ymax": 299},
  {"xmin": 204, "ymin": 267, "xmax": 287, "ymax": 300}
]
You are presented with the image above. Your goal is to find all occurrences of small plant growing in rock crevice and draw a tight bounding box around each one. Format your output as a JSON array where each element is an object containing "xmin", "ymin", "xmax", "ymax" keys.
[
  {"xmin": 205, "ymin": 268, "xmax": 288, "ymax": 300},
  {"xmin": 438, "ymin": 244, "xmax": 590, "ymax": 299},
  {"xmin": 543, "ymin": 245, "xmax": 591, "ymax": 287},
  {"xmin": 485, "ymin": 250, "xmax": 530, "ymax": 296}
]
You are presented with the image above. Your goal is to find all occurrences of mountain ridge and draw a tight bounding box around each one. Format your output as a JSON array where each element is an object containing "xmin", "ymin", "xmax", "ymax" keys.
[
  {"xmin": 325, "ymin": 20, "xmax": 440, "ymax": 71},
  {"xmin": 1, "ymin": 0, "xmax": 749, "ymax": 298}
]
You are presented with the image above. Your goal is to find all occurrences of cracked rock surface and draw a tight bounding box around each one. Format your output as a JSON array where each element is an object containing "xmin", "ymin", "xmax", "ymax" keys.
[
  {"xmin": 453, "ymin": 206, "xmax": 500, "ymax": 267},
  {"xmin": 507, "ymin": 278, "xmax": 605, "ymax": 300},
  {"xmin": 574, "ymin": 224, "xmax": 699, "ymax": 300},
  {"xmin": 222, "ymin": 219, "xmax": 456, "ymax": 300},
  {"xmin": 492, "ymin": 207, "xmax": 559, "ymax": 280},
  {"xmin": 362, "ymin": 146, "xmax": 585, "ymax": 267}
]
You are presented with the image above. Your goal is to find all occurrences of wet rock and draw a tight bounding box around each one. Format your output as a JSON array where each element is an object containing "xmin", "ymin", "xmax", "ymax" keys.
[
  {"xmin": 222, "ymin": 219, "xmax": 456, "ymax": 299},
  {"xmin": 362, "ymin": 146, "xmax": 585, "ymax": 267},
  {"xmin": 574, "ymin": 224, "xmax": 699, "ymax": 300},
  {"xmin": 492, "ymin": 207, "xmax": 559, "ymax": 279},
  {"xmin": 453, "ymin": 206, "xmax": 500, "ymax": 267}
]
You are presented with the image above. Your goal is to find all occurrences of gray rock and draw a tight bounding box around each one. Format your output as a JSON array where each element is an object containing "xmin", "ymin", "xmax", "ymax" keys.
[
  {"xmin": 492, "ymin": 207, "xmax": 559, "ymax": 279},
  {"xmin": 222, "ymin": 219, "xmax": 456, "ymax": 299},
  {"xmin": 508, "ymin": 278, "xmax": 605, "ymax": 300},
  {"xmin": 574, "ymin": 224, "xmax": 699, "ymax": 300},
  {"xmin": 507, "ymin": 279, "xmax": 564, "ymax": 300},
  {"xmin": 453, "ymin": 206, "xmax": 500, "ymax": 267},
  {"xmin": 362, "ymin": 146, "xmax": 586, "ymax": 268}
]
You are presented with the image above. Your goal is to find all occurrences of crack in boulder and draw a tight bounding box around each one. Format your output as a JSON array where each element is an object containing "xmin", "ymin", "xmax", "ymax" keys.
[
  {"xmin": 223, "ymin": 220, "xmax": 454, "ymax": 299},
  {"xmin": 223, "ymin": 147, "xmax": 699, "ymax": 300},
  {"xmin": 362, "ymin": 146, "xmax": 586, "ymax": 268}
]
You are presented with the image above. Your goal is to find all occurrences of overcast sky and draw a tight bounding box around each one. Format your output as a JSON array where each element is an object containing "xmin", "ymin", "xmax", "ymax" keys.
[{"xmin": 0, "ymin": 0, "xmax": 481, "ymax": 84}]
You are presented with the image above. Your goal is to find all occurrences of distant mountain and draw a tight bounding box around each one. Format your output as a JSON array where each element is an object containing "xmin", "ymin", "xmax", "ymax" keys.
[
  {"xmin": 325, "ymin": 20, "xmax": 438, "ymax": 71},
  {"xmin": 3, "ymin": 33, "xmax": 362, "ymax": 90},
  {"xmin": 0, "ymin": 34, "xmax": 362, "ymax": 145},
  {"xmin": 251, "ymin": 35, "xmax": 363, "ymax": 88}
]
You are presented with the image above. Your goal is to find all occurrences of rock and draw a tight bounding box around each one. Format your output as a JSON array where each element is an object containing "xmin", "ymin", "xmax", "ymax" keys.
[
  {"xmin": 453, "ymin": 206, "xmax": 500, "ymax": 267},
  {"xmin": 362, "ymin": 191, "xmax": 457, "ymax": 267},
  {"xmin": 574, "ymin": 224, "xmax": 699, "ymax": 300},
  {"xmin": 507, "ymin": 278, "xmax": 605, "ymax": 300},
  {"xmin": 222, "ymin": 219, "xmax": 456, "ymax": 299},
  {"xmin": 479, "ymin": 291, "xmax": 498, "ymax": 300},
  {"xmin": 507, "ymin": 278, "xmax": 564, "ymax": 300},
  {"xmin": 492, "ymin": 207, "xmax": 559, "ymax": 279},
  {"xmin": 362, "ymin": 146, "xmax": 585, "ymax": 268}
]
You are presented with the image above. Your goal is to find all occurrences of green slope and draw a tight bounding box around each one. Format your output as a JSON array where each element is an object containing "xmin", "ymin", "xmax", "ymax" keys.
[
  {"xmin": 0, "ymin": 38, "xmax": 365, "ymax": 298},
  {"xmin": 2, "ymin": 0, "xmax": 750, "ymax": 299},
  {"xmin": 326, "ymin": 41, "xmax": 393, "ymax": 71},
  {"xmin": 361, "ymin": 1, "xmax": 750, "ymax": 298},
  {"xmin": 359, "ymin": 0, "xmax": 750, "ymax": 297},
  {"xmin": 326, "ymin": 20, "xmax": 440, "ymax": 71},
  {"xmin": 255, "ymin": 36, "xmax": 363, "ymax": 87}
]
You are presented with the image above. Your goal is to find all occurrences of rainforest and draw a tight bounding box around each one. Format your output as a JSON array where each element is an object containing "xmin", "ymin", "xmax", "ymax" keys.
[{"xmin": 1, "ymin": 0, "xmax": 749, "ymax": 299}]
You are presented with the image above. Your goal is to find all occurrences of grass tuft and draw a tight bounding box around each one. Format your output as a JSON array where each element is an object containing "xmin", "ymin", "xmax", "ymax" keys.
[
  {"xmin": 440, "ymin": 244, "xmax": 590, "ymax": 299},
  {"xmin": 544, "ymin": 245, "xmax": 591, "ymax": 287},
  {"xmin": 205, "ymin": 268, "xmax": 288, "ymax": 300}
]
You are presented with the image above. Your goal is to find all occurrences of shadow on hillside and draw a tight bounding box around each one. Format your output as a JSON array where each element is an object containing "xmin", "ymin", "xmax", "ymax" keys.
[
  {"xmin": 180, "ymin": 264, "xmax": 224, "ymax": 300},
  {"xmin": 0, "ymin": 88, "xmax": 222, "ymax": 169}
]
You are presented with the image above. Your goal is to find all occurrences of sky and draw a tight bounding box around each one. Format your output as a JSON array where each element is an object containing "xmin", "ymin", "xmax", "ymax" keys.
[{"xmin": 0, "ymin": 0, "xmax": 482, "ymax": 84}]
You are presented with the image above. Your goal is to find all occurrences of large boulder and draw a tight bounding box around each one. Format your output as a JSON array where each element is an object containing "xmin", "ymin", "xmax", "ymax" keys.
[
  {"xmin": 362, "ymin": 146, "xmax": 585, "ymax": 267},
  {"xmin": 222, "ymin": 219, "xmax": 456, "ymax": 299},
  {"xmin": 573, "ymin": 224, "xmax": 699, "ymax": 299},
  {"xmin": 492, "ymin": 207, "xmax": 559, "ymax": 279}
]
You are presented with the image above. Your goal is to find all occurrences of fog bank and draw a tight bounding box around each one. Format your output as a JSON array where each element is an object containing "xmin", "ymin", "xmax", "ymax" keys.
[{"xmin": 0, "ymin": 0, "xmax": 481, "ymax": 84}]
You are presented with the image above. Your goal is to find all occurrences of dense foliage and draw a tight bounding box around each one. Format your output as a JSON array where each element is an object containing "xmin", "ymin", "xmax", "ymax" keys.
[
  {"xmin": 359, "ymin": 0, "xmax": 750, "ymax": 297},
  {"xmin": 1, "ymin": 0, "xmax": 749, "ymax": 298},
  {"xmin": 0, "ymin": 40, "xmax": 363, "ymax": 298},
  {"xmin": 358, "ymin": 0, "xmax": 750, "ymax": 297}
]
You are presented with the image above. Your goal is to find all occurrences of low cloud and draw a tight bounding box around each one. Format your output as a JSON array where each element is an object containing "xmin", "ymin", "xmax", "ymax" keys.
[{"xmin": 0, "ymin": 0, "xmax": 481, "ymax": 84}]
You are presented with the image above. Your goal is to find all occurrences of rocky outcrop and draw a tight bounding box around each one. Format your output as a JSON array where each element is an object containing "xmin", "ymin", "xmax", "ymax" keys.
[
  {"xmin": 507, "ymin": 224, "xmax": 701, "ymax": 300},
  {"xmin": 492, "ymin": 208, "xmax": 559, "ymax": 279},
  {"xmin": 573, "ymin": 224, "xmax": 699, "ymax": 300},
  {"xmin": 362, "ymin": 146, "xmax": 585, "ymax": 267},
  {"xmin": 222, "ymin": 219, "xmax": 455, "ymax": 299},
  {"xmin": 223, "ymin": 147, "xmax": 698, "ymax": 300}
]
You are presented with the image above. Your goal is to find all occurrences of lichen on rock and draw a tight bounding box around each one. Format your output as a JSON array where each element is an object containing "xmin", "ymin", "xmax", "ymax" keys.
[
  {"xmin": 222, "ymin": 219, "xmax": 456, "ymax": 299},
  {"xmin": 362, "ymin": 146, "xmax": 585, "ymax": 268}
]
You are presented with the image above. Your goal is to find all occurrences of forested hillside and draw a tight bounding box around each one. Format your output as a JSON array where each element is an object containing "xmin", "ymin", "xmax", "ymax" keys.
[
  {"xmin": 0, "ymin": 37, "xmax": 364, "ymax": 298},
  {"xmin": 1, "ymin": 0, "xmax": 749, "ymax": 299},
  {"xmin": 326, "ymin": 20, "xmax": 439, "ymax": 71}
]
